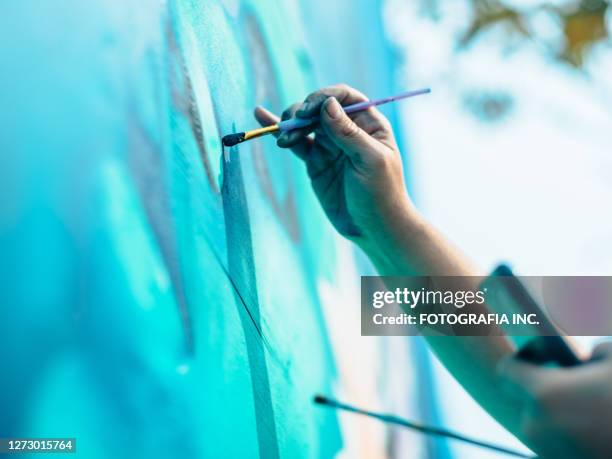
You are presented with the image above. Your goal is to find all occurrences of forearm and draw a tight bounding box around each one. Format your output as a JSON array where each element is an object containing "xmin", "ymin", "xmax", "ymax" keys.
[
  {"xmin": 357, "ymin": 205, "xmax": 528, "ymax": 444},
  {"xmin": 269, "ymin": 82, "xmax": 532, "ymax": 448},
  {"xmin": 358, "ymin": 205, "xmax": 479, "ymax": 278}
]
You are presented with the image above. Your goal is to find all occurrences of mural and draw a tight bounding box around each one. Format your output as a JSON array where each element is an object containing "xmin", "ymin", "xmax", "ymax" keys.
[{"xmin": 0, "ymin": 0, "xmax": 444, "ymax": 457}]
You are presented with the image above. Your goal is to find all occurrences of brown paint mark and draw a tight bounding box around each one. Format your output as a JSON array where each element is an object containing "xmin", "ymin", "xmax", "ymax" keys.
[
  {"xmin": 127, "ymin": 105, "xmax": 194, "ymax": 355},
  {"xmin": 167, "ymin": 20, "xmax": 220, "ymax": 194},
  {"xmin": 244, "ymin": 13, "xmax": 301, "ymax": 243}
]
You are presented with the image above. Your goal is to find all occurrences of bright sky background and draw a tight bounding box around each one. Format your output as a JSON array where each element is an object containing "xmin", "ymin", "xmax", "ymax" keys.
[{"xmin": 383, "ymin": 1, "xmax": 612, "ymax": 457}]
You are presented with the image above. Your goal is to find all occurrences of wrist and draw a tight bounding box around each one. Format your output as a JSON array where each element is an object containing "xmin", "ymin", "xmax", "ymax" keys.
[{"xmin": 356, "ymin": 198, "xmax": 426, "ymax": 269}]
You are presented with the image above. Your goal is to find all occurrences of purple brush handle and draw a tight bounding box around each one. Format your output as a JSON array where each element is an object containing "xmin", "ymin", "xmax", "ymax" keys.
[{"xmin": 278, "ymin": 88, "xmax": 431, "ymax": 132}]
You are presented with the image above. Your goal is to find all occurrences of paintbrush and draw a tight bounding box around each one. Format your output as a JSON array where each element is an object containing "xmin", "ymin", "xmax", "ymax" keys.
[
  {"xmin": 314, "ymin": 395, "xmax": 535, "ymax": 458},
  {"xmin": 222, "ymin": 87, "xmax": 431, "ymax": 147}
]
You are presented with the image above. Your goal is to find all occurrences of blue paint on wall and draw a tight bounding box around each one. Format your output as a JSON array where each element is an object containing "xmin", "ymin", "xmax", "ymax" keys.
[{"xmin": 0, "ymin": 1, "xmax": 445, "ymax": 457}]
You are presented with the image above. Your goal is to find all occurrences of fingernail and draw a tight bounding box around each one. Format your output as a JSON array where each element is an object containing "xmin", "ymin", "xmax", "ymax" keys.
[{"xmin": 324, "ymin": 97, "xmax": 342, "ymax": 119}]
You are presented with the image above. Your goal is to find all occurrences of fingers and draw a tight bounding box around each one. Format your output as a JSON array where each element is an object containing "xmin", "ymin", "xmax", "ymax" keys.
[
  {"xmin": 351, "ymin": 107, "xmax": 393, "ymax": 136},
  {"xmin": 319, "ymin": 97, "xmax": 384, "ymax": 166},
  {"xmin": 255, "ymin": 83, "xmax": 395, "ymax": 167},
  {"xmin": 278, "ymin": 103, "xmax": 314, "ymax": 148},
  {"xmin": 254, "ymin": 106, "xmax": 280, "ymax": 128},
  {"xmin": 311, "ymin": 131, "xmax": 340, "ymax": 158},
  {"xmin": 296, "ymin": 83, "xmax": 368, "ymax": 119},
  {"xmin": 295, "ymin": 84, "xmax": 391, "ymax": 139},
  {"xmin": 305, "ymin": 133, "xmax": 342, "ymax": 179},
  {"xmin": 253, "ymin": 106, "xmax": 311, "ymax": 160}
]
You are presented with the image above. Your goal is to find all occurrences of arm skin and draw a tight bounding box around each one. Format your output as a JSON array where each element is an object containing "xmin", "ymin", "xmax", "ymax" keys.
[
  {"xmin": 499, "ymin": 342, "xmax": 612, "ymax": 459},
  {"xmin": 254, "ymin": 84, "xmax": 612, "ymax": 457}
]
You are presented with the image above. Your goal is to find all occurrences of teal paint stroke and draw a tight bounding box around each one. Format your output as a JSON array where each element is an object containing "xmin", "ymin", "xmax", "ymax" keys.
[{"xmin": 0, "ymin": 0, "xmax": 440, "ymax": 458}]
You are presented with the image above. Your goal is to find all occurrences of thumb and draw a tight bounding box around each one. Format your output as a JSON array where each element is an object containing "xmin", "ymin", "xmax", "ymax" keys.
[{"xmin": 320, "ymin": 97, "xmax": 380, "ymax": 164}]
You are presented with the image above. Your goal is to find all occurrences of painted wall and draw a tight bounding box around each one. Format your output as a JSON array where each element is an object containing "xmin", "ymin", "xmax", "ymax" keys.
[{"xmin": 0, "ymin": 1, "xmax": 437, "ymax": 457}]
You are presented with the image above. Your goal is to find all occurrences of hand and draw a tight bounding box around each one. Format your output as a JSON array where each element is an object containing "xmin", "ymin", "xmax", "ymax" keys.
[
  {"xmin": 254, "ymin": 84, "xmax": 416, "ymax": 243},
  {"xmin": 498, "ymin": 342, "xmax": 612, "ymax": 459}
]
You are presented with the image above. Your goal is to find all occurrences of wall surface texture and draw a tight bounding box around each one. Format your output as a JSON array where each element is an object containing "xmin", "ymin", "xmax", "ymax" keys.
[{"xmin": 0, "ymin": 1, "xmax": 442, "ymax": 457}]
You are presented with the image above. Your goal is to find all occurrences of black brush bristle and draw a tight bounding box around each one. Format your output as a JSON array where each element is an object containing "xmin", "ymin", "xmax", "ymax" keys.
[{"xmin": 222, "ymin": 132, "xmax": 246, "ymax": 147}]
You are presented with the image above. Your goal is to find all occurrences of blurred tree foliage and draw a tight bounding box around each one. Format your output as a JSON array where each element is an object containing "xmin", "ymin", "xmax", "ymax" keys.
[
  {"xmin": 414, "ymin": 0, "xmax": 610, "ymax": 121},
  {"xmin": 459, "ymin": 0, "xmax": 610, "ymax": 67}
]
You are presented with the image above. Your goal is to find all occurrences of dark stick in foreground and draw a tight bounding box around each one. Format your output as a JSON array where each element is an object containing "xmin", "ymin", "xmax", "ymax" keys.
[{"xmin": 314, "ymin": 395, "xmax": 535, "ymax": 458}]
